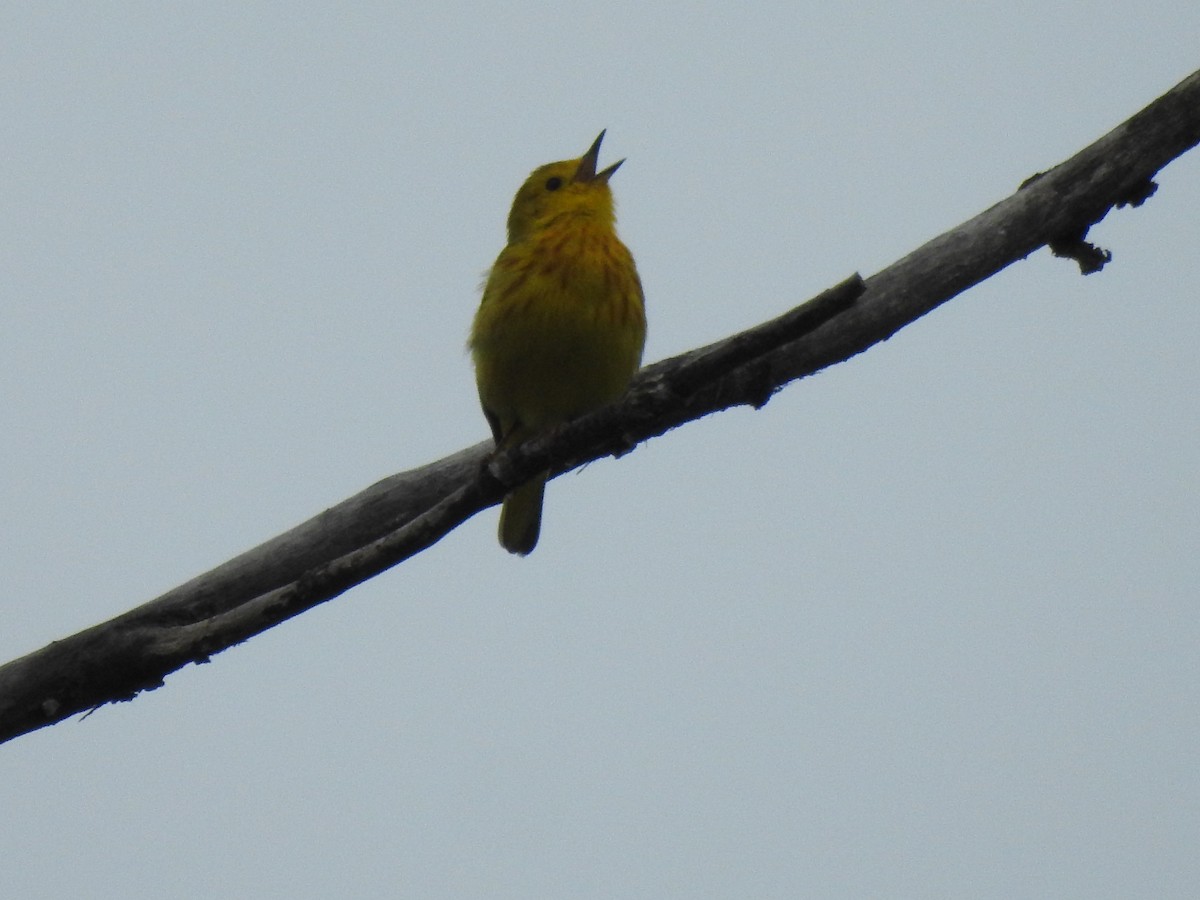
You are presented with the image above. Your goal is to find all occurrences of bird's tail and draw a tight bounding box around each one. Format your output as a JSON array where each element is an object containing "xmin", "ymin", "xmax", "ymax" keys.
[{"xmin": 499, "ymin": 473, "xmax": 546, "ymax": 556}]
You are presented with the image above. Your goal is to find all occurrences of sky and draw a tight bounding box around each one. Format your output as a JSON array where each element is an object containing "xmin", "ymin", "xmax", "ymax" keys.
[{"xmin": 2, "ymin": 4, "xmax": 1198, "ymax": 898}]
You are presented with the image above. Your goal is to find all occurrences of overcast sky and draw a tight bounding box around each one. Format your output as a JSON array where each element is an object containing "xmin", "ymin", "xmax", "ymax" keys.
[{"xmin": 3, "ymin": 4, "xmax": 1198, "ymax": 898}]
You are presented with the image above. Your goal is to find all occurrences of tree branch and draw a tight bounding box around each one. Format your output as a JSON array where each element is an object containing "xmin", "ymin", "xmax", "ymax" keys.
[{"xmin": 3, "ymin": 68, "xmax": 1198, "ymax": 746}]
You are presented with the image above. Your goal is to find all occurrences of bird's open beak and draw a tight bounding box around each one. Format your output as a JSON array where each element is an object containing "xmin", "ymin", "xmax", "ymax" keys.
[{"xmin": 574, "ymin": 129, "xmax": 624, "ymax": 184}]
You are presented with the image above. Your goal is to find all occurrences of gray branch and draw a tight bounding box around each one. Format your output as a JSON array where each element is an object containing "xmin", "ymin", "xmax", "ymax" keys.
[{"xmin": 3, "ymin": 68, "xmax": 1198, "ymax": 746}]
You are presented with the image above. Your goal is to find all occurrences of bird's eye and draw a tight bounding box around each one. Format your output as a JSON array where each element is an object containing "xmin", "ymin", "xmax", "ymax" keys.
[{"xmin": 544, "ymin": 176, "xmax": 563, "ymax": 191}]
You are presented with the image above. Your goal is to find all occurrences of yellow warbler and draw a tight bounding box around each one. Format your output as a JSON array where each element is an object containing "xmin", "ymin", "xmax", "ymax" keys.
[{"xmin": 470, "ymin": 131, "xmax": 646, "ymax": 555}]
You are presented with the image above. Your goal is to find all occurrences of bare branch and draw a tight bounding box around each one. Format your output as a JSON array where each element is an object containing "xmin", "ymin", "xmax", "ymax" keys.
[{"xmin": 3, "ymin": 69, "xmax": 1198, "ymax": 746}]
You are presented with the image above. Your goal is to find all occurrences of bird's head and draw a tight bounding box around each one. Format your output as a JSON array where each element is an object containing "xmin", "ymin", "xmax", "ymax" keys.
[{"xmin": 506, "ymin": 130, "xmax": 624, "ymax": 243}]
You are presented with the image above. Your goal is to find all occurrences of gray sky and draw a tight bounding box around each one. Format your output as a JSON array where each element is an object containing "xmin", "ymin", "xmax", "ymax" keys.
[{"xmin": 3, "ymin": 4, "xmax": 1198, "ymax": 898}]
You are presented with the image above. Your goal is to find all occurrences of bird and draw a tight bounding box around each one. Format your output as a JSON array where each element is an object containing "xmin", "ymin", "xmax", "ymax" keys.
[{"xmin": 469, "ymin": 131, "xmax": 647, "ymax": 555}]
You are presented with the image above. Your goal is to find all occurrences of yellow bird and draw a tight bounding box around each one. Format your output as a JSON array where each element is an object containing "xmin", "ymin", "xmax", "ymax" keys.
[{"xmin": 470, "ymin": 131, "xmax": 647, "ymax": 555}]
